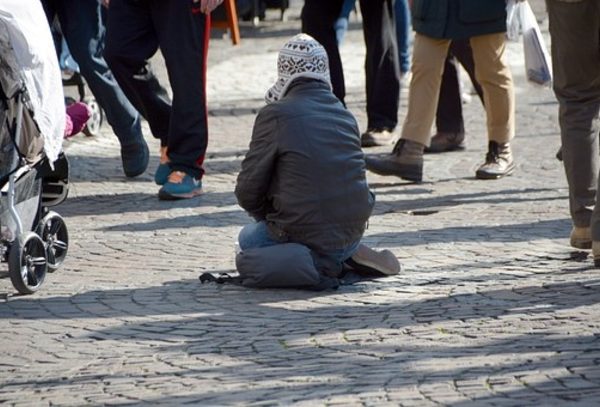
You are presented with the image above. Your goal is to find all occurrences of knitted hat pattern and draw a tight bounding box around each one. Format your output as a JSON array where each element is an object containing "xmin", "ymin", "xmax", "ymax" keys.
[{"xmin": 265, "ymin": 33, "xmax": 332, "ymax": 104}]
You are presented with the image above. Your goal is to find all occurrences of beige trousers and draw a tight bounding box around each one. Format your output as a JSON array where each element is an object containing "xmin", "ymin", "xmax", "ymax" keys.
[{"xmin": 401, "ymin": 33, "xmax": 515, "ymax": 146}]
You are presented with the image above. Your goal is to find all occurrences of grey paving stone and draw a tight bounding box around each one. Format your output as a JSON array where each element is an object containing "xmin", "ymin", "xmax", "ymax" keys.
[{"xmin": 2, "ymin": 0, "xmax": 600, "ymax": 405}]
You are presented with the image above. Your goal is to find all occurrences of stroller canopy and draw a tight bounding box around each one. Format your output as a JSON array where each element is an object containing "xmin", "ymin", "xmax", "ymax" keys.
[{"xmin": 0, "ymin": 0, "xmax": 65, "ymax": 163}]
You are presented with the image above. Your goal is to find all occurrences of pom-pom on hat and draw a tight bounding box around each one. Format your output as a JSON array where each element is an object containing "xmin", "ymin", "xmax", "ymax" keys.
[{"xmin": 265, "ymin": 33, "xmax": 332, "ymax": 104}]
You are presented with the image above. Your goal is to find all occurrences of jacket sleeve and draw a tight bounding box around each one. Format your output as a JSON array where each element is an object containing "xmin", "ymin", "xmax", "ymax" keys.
[{"xmin": 235, "ymin": 108, "xmax": 278, "ymax": 220}]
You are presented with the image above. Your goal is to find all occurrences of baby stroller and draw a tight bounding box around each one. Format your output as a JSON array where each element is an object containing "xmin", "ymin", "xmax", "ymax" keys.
[{"xmin": 0, "ymin": 2, "xmax": 70, "ymax": 294}]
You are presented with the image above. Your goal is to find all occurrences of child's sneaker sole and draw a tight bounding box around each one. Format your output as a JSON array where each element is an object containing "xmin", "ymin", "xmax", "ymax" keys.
[{"xmin": 158, "ymin": 188, "xmax": 203, "ymax": 200}]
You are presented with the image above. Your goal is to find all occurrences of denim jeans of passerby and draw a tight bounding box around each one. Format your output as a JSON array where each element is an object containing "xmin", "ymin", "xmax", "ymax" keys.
[
  {"xmin": 42, "ymin": 0, "xmax": 143, "ymax": 147},
  {"xmin": 395, "ymin": 0, "xmax": 411, "ymax": 74},
  {"xmin": 334, "ymin": 0, "xmax": 356, "ymax": 45},
  {"xmin": 238, "ymin": 221, "xmax": 360, "ymax": 263}
]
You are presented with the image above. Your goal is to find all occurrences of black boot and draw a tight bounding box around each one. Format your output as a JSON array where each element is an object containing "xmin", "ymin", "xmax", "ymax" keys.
[
  {"xmin": 121, "ymin": 139, "xmax": 149, "ymax": 178},
  {"xmin": 425, "ymin": 131, "xmax": 465, "ymax": 153},
  {"xmin": 364, "ymin": 139, "xmax": 424, "ymax": 182}
]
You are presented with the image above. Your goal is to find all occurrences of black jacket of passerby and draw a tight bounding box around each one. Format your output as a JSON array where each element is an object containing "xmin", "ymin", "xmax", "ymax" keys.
[
  {"xmin": 235, "ymin": 78, "xmax": 375, "ymax": 253},
  {"xmin": 412, "ymin": 0, "xmax": 507, "ymax": 40}
]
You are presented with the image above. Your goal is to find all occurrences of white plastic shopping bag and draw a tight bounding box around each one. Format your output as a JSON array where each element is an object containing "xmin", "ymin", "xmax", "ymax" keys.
[
  {"xmin": 505, "ymin": 0, "xmax": 520, "ymax": 42},
  {"xmin": 519, "ymin": 1, "xmax": 552, "ymax": 86}
]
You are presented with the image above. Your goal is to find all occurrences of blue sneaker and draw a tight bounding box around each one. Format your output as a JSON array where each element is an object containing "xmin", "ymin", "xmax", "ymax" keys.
[
  {"xmin": 121, "ymin": 140, "xmax": 149, "ymax": 178},
  {"xmin": 158, "ymin": 171, "xmax": 203, "ymax": 200},
  {"xmin": 155, "ymin": 146, "xmax": 170, "ymax": 185},
  {"xmin": 154, "ymin": 162, "xmax": 170, "ymax": 185}
]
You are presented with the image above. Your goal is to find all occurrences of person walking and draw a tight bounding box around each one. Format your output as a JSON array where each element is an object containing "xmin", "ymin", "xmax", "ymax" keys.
[
  {"xmin": 302, "ymin": 0, "xmax": 400, "ymax": 147},
  {"xmin": 103, "ymin": 0, "xmax": 222, "ymax": 200},
  {"xmin": 545, "ymin": 0, "xmax": 600, "ymax": 264},
  {"xmin": 427, "ymin": 39, "xmax": 484, "ymax": 153},
  {"xmin": 41, "ymin": 0, "xmax": 149, "ymax": 178},
  {"xmin": 365, "ymin": 0, "xmax": 515, "ymax": 182}
]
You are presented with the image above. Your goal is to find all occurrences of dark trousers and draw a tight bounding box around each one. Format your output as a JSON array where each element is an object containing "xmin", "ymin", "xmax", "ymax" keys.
[
  {"xmin": 547, "ymin": 0, "xmax": 600, "ymax": 235},
  {"xmin": 104, "ymin": 0, "xmax": 210, "ymax": 178},
  {"xmin": 302, "ymin": 0, "xmax": 400, "ymax": 131},
  {"xmin": 436, "ymin": 39, "xmax": 484, "ymax": 134},
  {"xmin": 41, "ymin": 0, "xmax": 143, "ymax": 147}
]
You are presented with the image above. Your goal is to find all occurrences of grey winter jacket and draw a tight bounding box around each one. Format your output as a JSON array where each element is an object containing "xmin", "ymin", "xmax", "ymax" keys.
[{"xmin": 235, "ymin": 79, "xmax": 375, "ymax": 253}]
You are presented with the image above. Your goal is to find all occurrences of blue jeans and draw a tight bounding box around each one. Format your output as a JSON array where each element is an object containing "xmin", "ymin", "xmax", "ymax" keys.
[
  {"xmin": 42, "ymin": 0, "xmax": 144, "ymax": 147},
  {"xmin": 334, "ymin": 0, "xmax": 356, "ymax": 45},
  {"xmin": 238, "ymin": 221, "xmax": 360, "ymax": 264},
  {"xmin": 395, "ymin": 0, "xmax": 411, "ymax": 74}
]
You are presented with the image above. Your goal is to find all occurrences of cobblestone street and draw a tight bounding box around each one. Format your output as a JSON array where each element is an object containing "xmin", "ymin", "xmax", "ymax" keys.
[{"xmin": 2, "ymin": 1, "xmax": 600, "ymax": 405}]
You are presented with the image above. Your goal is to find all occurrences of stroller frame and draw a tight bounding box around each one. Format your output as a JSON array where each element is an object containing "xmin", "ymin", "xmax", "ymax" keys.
[
  {"xmin": 1, "ymin": 83, "xmax": 70, "ymax": 295},
  {"xmin": 6, "ymin": 98, "xmax": 24, "ymax": 237}
]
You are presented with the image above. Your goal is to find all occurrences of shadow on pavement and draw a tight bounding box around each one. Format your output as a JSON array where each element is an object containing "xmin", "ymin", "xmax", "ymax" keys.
[
  {"xmin": 97, "ymin": 209, "xmax": 247, "ymax": 231},
  {"xmin": 364, "ymin": 218, "xmax": 571, "ymax": 246},
  {"xmin": 371, "ymin": 187, "xmax": 567, "ymax": 216},
  {"xmin": 60, "ymin": 191, "xmax": 239, "ymax": 217},
  {"xmin": 67, "ymin": 154, "xmax": 243, "ymax": 182},
  {"xmin": 2, "ymin": 277, "xmax": 598, "ymax": 323},
  {"xmin": 2, "ymin": 277, "xmax": 598, "ymax": 404}
]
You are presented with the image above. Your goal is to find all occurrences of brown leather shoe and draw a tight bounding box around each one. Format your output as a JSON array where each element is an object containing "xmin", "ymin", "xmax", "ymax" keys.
[
  {"xmin": 365, "ymin": 139, "xmax": 424, "ymax": 182},
  {"xmin": 361, "ymin": 128, "xmax": 396, "ymax": 147},
  {"xmin": 425, "ymin": 131, "xmax": 466, "ymax": 153},
  {"xmin": 570, "ymin": 226, "xmax": 592, "ymax": 249},
  {"xmin": 593, "ymin": 241, "xmax": 600, "ymax": 267},
  {"xmin": 476, "ymin": 141, "xmax": 515, "ymax": 179},
  {"xmin": 556, "ymin": 147, "xmax": 563, "ymax": 161}
]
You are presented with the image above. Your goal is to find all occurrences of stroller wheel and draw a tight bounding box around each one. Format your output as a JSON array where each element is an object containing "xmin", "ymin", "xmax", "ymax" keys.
[
  {"xmin": 8, "ymin": 232, "xmax": 48, "ymax": 295},
  {"xmin": 37, "ymin": 211, "xmax": 69, "ymax": 273},
  {"xmin": 82, "ymin": 97, "xmax": 104, "ymax": 137}
]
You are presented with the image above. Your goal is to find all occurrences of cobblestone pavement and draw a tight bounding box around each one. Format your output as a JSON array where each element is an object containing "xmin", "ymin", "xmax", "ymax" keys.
[{"xmin": 2, "ymin": 1, "xmax": 600, "ymax": 406}]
